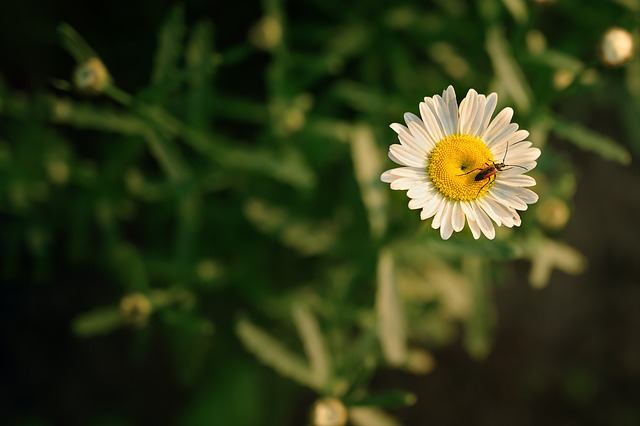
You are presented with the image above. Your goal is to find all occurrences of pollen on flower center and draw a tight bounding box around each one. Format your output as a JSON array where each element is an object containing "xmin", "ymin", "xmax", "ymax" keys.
[{"xmin": 427, "ymin": 134, "xmax": 495, "ymax": 201}]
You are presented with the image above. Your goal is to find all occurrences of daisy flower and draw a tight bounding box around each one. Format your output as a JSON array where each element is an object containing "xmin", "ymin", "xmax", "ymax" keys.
[{"xmin": 381, "ymin": 86, "xmax": 540, "ymax": 240}]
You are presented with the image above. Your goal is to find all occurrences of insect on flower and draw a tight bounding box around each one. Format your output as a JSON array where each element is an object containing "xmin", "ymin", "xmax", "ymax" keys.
[
  {"xmin": 457, "ymin": 142, "xmax": 528, "ymax": 197},
  {"xmin": 380, "ymin": 86, "xmax": 541, "ymax": 240}
]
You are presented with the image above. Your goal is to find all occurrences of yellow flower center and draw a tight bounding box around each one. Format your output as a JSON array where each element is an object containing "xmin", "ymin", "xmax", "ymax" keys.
[{"xmin": 427, "ymin": 134, "xmax": 495, "ymax": 201}]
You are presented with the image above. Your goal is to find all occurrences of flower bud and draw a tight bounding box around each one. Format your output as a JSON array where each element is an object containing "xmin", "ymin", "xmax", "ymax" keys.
[
  {"xmin": 536, "ymin": 197, "xmax": 571, "ymax": 231},
  {"xmin": 311, "ymin": 398, "xmax": 348, "ymax": 426},
  {"xmin": 120, "ymin": 292, "xmax": 152, "ymax": 327},
  {"xmin": 249, "ymin": 16, "xmax": 282, "ymax": 51},
  {"xmin": 74, "ymin": 57, "xmax": 110, "ymax": 93},
  {"xmin": 600, "ymin": 27, "xmax": 634, "ymax": 67}
]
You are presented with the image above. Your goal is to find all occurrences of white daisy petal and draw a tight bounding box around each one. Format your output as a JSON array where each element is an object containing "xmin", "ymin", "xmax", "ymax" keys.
[
  {"xmin": 396, "ymin": 130, "xmax": 428, "ymax": 157},
  {"xmin": 468, "ymin": 94, "xmax": 487, "ymax": 137},
  {"xmin": 407, "ymin": 184, "xmax": 432, "ymax": 198},
  {"xmin": 408, "ymin": 196, "xmax": 430, "ymax": 210},
  {"xmin": 419, "ymin": 101, "xmax": 446, "ymax": 143},
  {"xmin": 451, "ymin": 201, "xmax": 465, "ymax": 232},
  {"xmin": 477, "ymin": 198, "xmax": 503, "ymax": 227},
  {"xmin": 420, "ymin": 195, "xmax": 444, "ymax": 220},
  {"xmin": 515, "ymin": 187, "xmax": 539, "ymax": 204},
  {"xmin": 458, "ymin": 89, "xmax": 479, "ymax": 135},
  {"xmin": 481, "ymin": 107, "xmax": 514, "ymax": 141},
  {"xmin": 443, "ymin": 85, "xmax": 459, "ymax": 133},
  {"xmin": 390, "ymin": 177, "xmax": 420, "ymax": 190},
  {"xmin": 474, "ymin": 204, "xmax": 496, "ymax": 239},
  {"xmin": 431, "ymin": 198, "xmax": 451, "ymax": 230},
  {"xmin": 486, "ymin": 123, "xmax": 518, "ymax": 150},
  {"xmin": 438, "ymin": 201, "xmax": 455, "ymax": 239},
  {"xmin": 467, "ymin": 217, "xmax": 482, "ymax": 239},
  {"xmin": 390, "ymin": 122, "xmax": 409, "ymax": 135},
  {"xmin": 382, "ymin": 166, "xmax": 426, "ymax": 179},
  {"xmin": 461, "ymin": 202, "xmax": 482, "ymax": 239},
  {"xmin": 498, "ymin": 175, "xmax": 536, "ymax": 187},
  {"xmin": 407, "ymin": 120, "xmax": 437, "ymax": 151},
  {"xmin": 389, "ymin": 144, "xmax": 425, "ymax": 168},
  {"xmin": 490, "ymin": 184, "xmax": 529, "ymax": 210},
  {"xmin": 491, "ymin": 129, "xmax": 529, "ymax": 153},
  {"xmin": 479, "ymin": 93, "xmax": 498, "ymax": 135}
]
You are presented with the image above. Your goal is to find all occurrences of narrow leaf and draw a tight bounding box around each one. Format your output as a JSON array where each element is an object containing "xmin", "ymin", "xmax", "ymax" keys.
[
  {"xmin": 72, "ymin": 307, "xmax": 123, "ymax": 337},
  {"xmin": 349, "ymin": 407, "xmax": 402, "ymax": 426},
  {"xmin": 350, "ymin": 124, "xmax": 387, "ymax": 238},
  {"xmin": 292, "ymin": 303, "xmax": 331, "ymax": 388},
  {"xmin": 552, "ymin": 118, "xmax": 631, "ymax": 165},
  {"xmin": 462, "ymin": 257, "xmax": 494, "ymax": 359},
  {"xmin": 348, "ymin": 390, "xmax": 417, "ymax": 409},
  {"xmin": 58, "ymin": 23, "xmax": 97, "ymax": 63},
  {"xmin": 152, "ymin": 5, "xmax": 186, "ymax": 85},
  {"xmin": 486, "ymin": 26, "xmax": 532, "ymax": 113},
  {"xmin": 376, "ymin": 248, "xmax": 407, "ymax": 366},
  {"xmin": 236, "ymin": 317, "xmax": 320, "ymax": 390}
]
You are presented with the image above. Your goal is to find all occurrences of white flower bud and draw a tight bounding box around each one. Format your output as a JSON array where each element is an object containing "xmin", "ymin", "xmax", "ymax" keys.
[{"xmin": 600, "ymin": 27, "xmax": 634, "ymax": 67}]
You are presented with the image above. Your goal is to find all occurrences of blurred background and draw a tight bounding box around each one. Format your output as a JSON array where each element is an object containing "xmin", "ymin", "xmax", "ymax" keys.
[{"xmin": 1, "ymin": 0, "xmax": 639, "ymax": 425}]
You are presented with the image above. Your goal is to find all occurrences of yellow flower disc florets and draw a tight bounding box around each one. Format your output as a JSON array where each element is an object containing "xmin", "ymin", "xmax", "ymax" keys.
[{"xmin": 427, "ymin": 134, "xmax": 495, "ymax": 201}]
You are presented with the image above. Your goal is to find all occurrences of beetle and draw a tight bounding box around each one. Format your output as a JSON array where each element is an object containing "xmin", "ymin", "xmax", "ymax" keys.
[{"xmin": 458, "ymin": 142, "xmax": 528, "ymax": 196}]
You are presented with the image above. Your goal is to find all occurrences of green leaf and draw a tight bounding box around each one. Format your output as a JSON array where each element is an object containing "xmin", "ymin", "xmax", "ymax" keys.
[
  {"xmin": 462, "ymin": 257, "xmax": 494, "ymax": 359},
  {"xmin": 486, "ymin": 25, "xmax": 532, "ymax": 113},
  {"xmin": 347, "ymin": 389, "xmax": 417, "ymax": 409},
  {"xmin": 185, "ymin": 20, "xmax": 217, "ymax": 130},
  {"xmin": 350, "ymin": 124, "xmax": 387, "ymax": 239},
  {"xmin": 376, "ymin": 248, "xmax": 407, "ymax": 367},
  {"xmin": 152, "ymin": 5, "xmax": 186, "ymax": 86},
  {"xmin": 552, "ymin": 118, "xmax": 632, "ymax": 165},
  {"xmin": 72, "ymin": 307, "xmax": 123, "ymax": 337},
  {"xmin": 236, "ymin": 317, "xmax": 320, "ymax": 390},
  {"xmin": 420, "ymin": 236, "xmax": 521, "ymax": 260},
  {"xmin": 500, "ymin": 0, "xmax": 528, "ymax": 24},
  {"xmin": 244, "ymin": 198, "xmax": 337, "ymax": 255},
  {"xmin": 58, "ymin": 23, "xmax": 98, "ymax": 63},
  {"xmin": 349, "ymin": 407, "xmax": 402, "ymax": 426},
  {"xmin": 292, "ymin": 303, "xmax": 331, "ymax": 389}
]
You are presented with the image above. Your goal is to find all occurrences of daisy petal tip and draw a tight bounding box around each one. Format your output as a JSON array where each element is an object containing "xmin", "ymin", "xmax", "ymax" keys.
[{"xmin": 380, "ymin": 170, "xmax": 393, "ymax": 183}]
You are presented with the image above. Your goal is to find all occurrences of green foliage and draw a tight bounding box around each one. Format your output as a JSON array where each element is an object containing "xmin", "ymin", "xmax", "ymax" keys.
[{"xmin": 1, "ymin": 0, "xmax": 637, "ymax": 424}]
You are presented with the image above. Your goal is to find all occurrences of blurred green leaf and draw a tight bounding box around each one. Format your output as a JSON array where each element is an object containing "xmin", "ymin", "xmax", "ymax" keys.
[
  {"xmin": 486, "ymin": 25, "xmax": 532, "ymax": 113},
  {"xmin": 463, "ymin": 257, "xmax": 494, "ymax": 359},
  {"xmin": 236, "ymin": 317, "xmax": 320, "ymax": 390},
  {"xmin": 376, "ymin": 248, "xmax": 407, "ymax": 367},
  {"xmin": 348, "ymin": 389, "xmax": 417, "ymax": 409},
  {"xmin": 58, "ymin": 23, "xmax": 98, "ymax": 63},
  {"xmin": 292, "ymin": 303, "xmax": 331, "ymax": 390},
  {"xmin": 72, "ymin": 306, "xmax": 123, "ymax": 337},
  {"xmin": 350, "ymin": 124, "xmax": 387, "ymax": 239},
  {"xmin": 185, "ymin": 20, "xmax": 216, "ymax": 130},
  {"xmin": 500, "ymin": 0, "xmax": 528, "ymax": 24},
  {"xmin": 244, "ymin": 198, "xmax": 336, "ymax": 255},
  {"xmin": 152, "ymin": 5, "xmax": 186, "ymax": 86},
  {"xmin": 526, "ymin": 236, "xmax": 587, "ymax": 289},
  {"xmin": 552, "ymin": 117, "xmax": 632, "ymax": 165},
  {"xmin": 349, "ymin": 407, "xmax": 402, "ymax": 426},
  {"xmin": 419, "ymin": 235, "xmax": 522, "ymax": 260}
]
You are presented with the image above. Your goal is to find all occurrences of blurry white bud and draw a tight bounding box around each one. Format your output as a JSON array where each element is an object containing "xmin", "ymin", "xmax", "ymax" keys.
[
  {"xmin": 46, "ymin": 158, "xmax": 69, "ymax": 185},
  {"xmin": 553, "ymin": 69, "xmax": 575, "ymax": 90},
  {"xmin": 74, "ymin": 57, "xmax": 110, "ymax": 93},
  {"xmin": 120, "ymin": 292, "xmax": 152, "ymax": 327},
  {"xmin": 600, "ymin": 27, "xmax": 634, "ymax": 67},
  {"xmin": 311, "ymin": 398, "xmax": 348, "ymax": 426},
  {"xmin": 249, "ymin": 16, "xmax": 282, "ymax": 51},
  {"xmin": 536, "ymin": 197, "xmax": 571, "ymax": 231}
]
